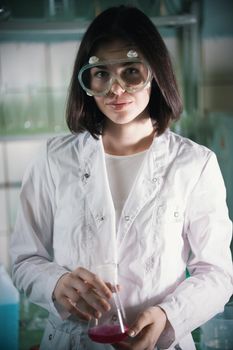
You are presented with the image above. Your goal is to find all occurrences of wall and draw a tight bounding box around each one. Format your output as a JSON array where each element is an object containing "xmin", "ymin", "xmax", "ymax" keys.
[
  {"xmin": 200, "ymin": 0, "xmax": 233, "ymax": 113},
  {"xmin": 0, "ymin": 41, "xmax": 78, "ymax": 270}
]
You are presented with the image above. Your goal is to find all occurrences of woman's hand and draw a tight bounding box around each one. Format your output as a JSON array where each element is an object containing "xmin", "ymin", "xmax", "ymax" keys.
[
  {"xmin": 113, "ymin": 306, "xmax": 167, "ymax": 350},
  {"xmin": 53, "ymin": 266, "xmax": 112, "ymax": 320}
]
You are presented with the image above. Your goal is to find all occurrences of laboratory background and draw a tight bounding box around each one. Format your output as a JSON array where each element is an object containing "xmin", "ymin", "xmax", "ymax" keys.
[{"xmin": 0, "ymin": 1, "xmax": 233, "ymax": 349}]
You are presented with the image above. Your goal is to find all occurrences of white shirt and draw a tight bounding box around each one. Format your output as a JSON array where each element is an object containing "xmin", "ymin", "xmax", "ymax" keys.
[
  {"xmin": 105, "ymin": 151, "xmax": 147, "ymax": 228},
  {"xmin": 10, "ymin": 129, "xmax": 233, "ymax": 349}
]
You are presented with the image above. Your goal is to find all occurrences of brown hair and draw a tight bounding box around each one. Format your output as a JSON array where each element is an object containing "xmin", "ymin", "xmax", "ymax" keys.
[{"xmin": 66, "ymin": 5, "xmax": 182, "ymax": 138}]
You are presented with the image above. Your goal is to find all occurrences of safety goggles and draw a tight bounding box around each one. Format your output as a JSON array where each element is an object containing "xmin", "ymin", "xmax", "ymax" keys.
[{"xmin": 78, "ymin": 52, "xmax": 152, "ymax": 97}]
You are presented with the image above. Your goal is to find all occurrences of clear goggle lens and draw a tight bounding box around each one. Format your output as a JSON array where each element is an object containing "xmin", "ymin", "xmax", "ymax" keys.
[{"xmin": 78, "ymin": 58, "xmax": 152, "ymax": 96}]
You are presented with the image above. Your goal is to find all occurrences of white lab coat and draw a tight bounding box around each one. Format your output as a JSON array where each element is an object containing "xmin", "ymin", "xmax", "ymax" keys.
[{"xmin": 10, "ymin": 129, "xmax": 233, "ymax": 350}]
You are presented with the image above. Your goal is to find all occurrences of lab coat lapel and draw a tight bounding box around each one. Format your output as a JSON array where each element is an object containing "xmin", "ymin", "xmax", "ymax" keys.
[
  {"xmin": 117, "ymin": 130, "xmax": 169, "ymax": 246},
  {"xmin": 79, "ymin": 133, "xmax": 117, "ymax": 266}
]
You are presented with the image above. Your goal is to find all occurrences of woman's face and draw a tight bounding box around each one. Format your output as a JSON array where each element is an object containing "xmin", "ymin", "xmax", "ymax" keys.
[{"xmin": 91, "ymin": 40, "xmax": 152, "ymax": 127}]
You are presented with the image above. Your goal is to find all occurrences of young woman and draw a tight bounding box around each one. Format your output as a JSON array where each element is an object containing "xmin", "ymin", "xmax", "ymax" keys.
[{"xmin": 11, "ymin": 5, "xmax": 232, "ymax": 350}]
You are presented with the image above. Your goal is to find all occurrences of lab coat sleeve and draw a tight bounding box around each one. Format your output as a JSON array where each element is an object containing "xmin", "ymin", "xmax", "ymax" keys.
[
  {"xmin": 10, "ymin": 141, "xmax": 69, "ymax": 318},
  {"xmin": 158, "ymin": 152, "xmax": 233, "ymax": 348}
]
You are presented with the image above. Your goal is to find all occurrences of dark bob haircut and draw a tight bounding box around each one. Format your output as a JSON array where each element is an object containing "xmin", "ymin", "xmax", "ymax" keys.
[{"xmin": 66, "ymin": 5, "xmax": 182, "ymax": 138}]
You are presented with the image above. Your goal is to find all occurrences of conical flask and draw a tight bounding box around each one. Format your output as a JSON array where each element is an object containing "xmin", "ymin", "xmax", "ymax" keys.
[{"xmin": 87, "ymin": 264, "xmax": 128, "ymax": 344}]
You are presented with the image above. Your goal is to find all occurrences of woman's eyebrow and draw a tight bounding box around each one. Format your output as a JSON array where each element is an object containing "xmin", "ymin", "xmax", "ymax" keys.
[
  {"xmin": 114, "ymin": 62, "xmax": 140, "ymax": 68},
  {"xmin": 91, "ymin": 65, "xmax": 107, "ymax": 69},
  {"xmin": 122, "ymin": 62, "xmax": 136, "ymax": 67},
  {"xmin": 91, "ymin": 62, "xmax": 140, "ymax": 70}
]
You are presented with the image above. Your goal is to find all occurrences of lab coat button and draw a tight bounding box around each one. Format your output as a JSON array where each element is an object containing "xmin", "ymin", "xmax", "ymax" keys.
[
  {"xmin": 96, "ymin": 215, "xmax": 104, "ymax": 222},
  {"xmin": 124, "ymin": 216, "xmax": 130, "ymax": 221},
  {"xmin": 174, "ymin": 211, "xmax": 179, "ymax": 218},
  {"xmin": 152, "ymin": 177, "xmax": 157, "ymax": 183},
  {"xmin": 82, "ymin": 172, "xmax": 90, "ymax": 183}
]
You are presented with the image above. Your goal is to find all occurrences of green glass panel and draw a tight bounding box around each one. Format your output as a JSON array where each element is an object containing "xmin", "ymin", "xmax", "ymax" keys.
[{"xmin": 2, "ymin": 91, "xmax": 50, "ymax": 135}]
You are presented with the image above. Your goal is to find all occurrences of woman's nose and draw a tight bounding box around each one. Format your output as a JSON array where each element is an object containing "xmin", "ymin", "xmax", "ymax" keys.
[{"xmin": 109, "ymin": 79, "xmax": 125, "ymax": 95}]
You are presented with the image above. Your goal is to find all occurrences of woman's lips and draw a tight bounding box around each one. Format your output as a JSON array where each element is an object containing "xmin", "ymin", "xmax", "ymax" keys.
[{"xmin": 106, "ymin": 101, "xmax": 132, "ymax": 110}]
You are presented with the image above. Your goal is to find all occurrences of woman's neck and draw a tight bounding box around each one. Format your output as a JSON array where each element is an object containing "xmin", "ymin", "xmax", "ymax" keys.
[{"xmin": 102, "ymin": 117, "xmax": 156, "ymax": 156}]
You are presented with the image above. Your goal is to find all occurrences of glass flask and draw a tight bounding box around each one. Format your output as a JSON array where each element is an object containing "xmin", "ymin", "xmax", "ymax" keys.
[{"xmin": 87, "ymin": 264, "xmax": 128, "ymax": 344}]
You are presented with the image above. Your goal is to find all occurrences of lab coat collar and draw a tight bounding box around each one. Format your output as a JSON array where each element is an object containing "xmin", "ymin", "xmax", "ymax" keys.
[{"xmin": 78, "ymin": 129, "xmax": 170, "ymax": 248}]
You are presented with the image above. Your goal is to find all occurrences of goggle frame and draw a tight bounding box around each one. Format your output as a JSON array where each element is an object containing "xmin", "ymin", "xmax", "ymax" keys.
[{"xmin": 78, "ymin": 57, "xmax": 152, "ymax": 97}]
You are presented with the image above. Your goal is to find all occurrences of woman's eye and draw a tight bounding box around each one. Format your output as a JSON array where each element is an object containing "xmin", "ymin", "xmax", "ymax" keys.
[
  {"xmin": 128, "ymin": 67, "xmax": 140, "ymax": 74},
  {"xmin": 94, "ymin": 71, "xmax": 110, "ymax": 79}
]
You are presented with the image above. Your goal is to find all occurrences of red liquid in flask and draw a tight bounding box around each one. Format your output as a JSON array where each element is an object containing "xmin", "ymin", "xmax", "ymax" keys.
[{"xmin": 88, "ymin": 324, "xmax": 129, "ymax": 343}]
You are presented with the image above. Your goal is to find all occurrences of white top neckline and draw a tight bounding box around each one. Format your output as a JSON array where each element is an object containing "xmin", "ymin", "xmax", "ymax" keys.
[{"xmin": 105, "ymin": 149, "xmax": 148, "ymax": 159}]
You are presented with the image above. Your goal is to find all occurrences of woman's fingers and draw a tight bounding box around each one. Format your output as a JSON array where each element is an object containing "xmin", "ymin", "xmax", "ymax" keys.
[
  {"xmin": 121, "ymin": 307, "xmax": 167, "ymax": 350},
  {"xmin": 69, "ymin": 276, "xmax": 110, "ymax": 311},
  {"xmin": 127, "ymin": 306, "xmax": 166, "ymax": 338},
  {"xmin": 72, "ymin": 267, "xmax": 112, "ymax": 298},
  {"xmin": 63, "ymin": 298, "xmax": 94, "ymax": 321},
  {"xmin": 53, "ymin": 267, "xmax": 114, "ymax": 318},
  {"xmin": 82, "ymin": 288, "xmax": 111, "ymax": 313},
  {"xmin": 67, "ymin": 275, "xmax": 111, "ymax": 314},
  {"xmin": 127, "ymin": 309, "xmax": 153, "ymax": 338}
]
